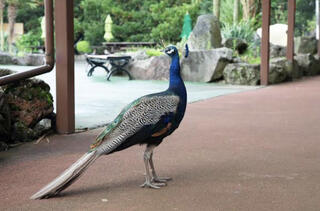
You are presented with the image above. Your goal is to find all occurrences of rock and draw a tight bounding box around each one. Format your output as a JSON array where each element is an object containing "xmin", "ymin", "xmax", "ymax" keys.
[
  {"xmin": 270, "ymin": 44, "xmax": 286, "ymax": 58},
  {"xmin": 14, "ymin": 54, "xmax": 45, "ymax": 66},
  {"xmin": 0, "ymin": 89, "xmax": 11, "ymax": 143},
  {"xmin": 295, "ymin": 36, "xmax": 318, "ymax": 54},
  {"xmin": 0, "ymin": 52, "xmax": 45, "ymax": 66},
  {"xmin": 12, "ymin": 121, "xmax": 36, "ymax": 142},
  {"xmin": 295, "ymin": 54, "xmax": 320, "ymax": 76},
  {"xmin": 181, "ymin": 48, "xmax": 233, "ymax": 82},
  {"xmin": 4, "ymin": 79, "xmax": 54, "ymax": 127},
  {"xmin": 119, "ymin": 50, "xmax": 149, "ymax": 61},
  {"xmin": 257, "ymin": 24, "xmax": 288, "ymax": 46},
  {"xmin": 0, "ymin": 68, "xmax": 16, "ymax": 77},
  {"xmin": 223, "ymin": 63, "xmax": 260, "ymax": 85},
  {"xmin": 128, "ymin": 55, "xmax": 170, "ymax": 80},
  {"xmin": 270, "ymin": 57, "xmax": 302, "ymax": 80},
  {"xmin": 223, "ymin": 38, "xmax": 248, "ymax": 54},
  {"xmin": 268, "ymin": 64, "xmax": 288, "ymax": 84},
  {"xmin": 33, "ymin": 119, "xmax": 52, "ymax": 137},
  {"xmin": 0, "ymin": 141, "xmax": 8, "ymax": 151},
  {"xmin": 232, "ymin": 57, "xmax": 245, "ymax": 63},
  {"xmin": 0, "ymin": 52, "xmax": 14, "ymax": 64},
  {"xmin": 187, "ymin": 14, "xmax": 222, "ymax": 50}
]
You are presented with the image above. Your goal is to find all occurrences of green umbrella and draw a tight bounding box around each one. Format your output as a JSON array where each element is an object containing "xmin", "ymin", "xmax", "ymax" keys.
[{"xmin": 104, "ymin": 14, "xmax": 114, "ymax": 42}]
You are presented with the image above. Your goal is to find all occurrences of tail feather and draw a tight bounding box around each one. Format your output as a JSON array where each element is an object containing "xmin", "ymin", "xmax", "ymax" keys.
[{"xmin": 30, "ymin": 150, "xmax": 99, "ymax": 200}]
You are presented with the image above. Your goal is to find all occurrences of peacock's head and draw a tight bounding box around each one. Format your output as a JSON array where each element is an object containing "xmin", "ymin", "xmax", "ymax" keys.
[{"xmin": 162, "ymin": 45, "xmax": 178, "ymax": 57}]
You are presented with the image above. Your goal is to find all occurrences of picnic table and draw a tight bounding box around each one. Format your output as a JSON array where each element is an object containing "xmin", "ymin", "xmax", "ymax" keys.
[{"xmin": 86, "ymin": 55, "xmax": 132, "ymax": 81}]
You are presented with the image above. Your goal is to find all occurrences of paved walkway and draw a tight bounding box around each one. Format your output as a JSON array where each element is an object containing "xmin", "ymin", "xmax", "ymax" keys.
[{"xmin": 1, "ymin": 76, "xmax": 320, "ymax": 210}]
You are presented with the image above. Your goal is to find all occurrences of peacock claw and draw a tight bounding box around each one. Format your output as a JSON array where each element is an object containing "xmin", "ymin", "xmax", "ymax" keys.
[
  {"xmin": 140, "ymin": 181, "xmax": 166, "ymax": 189},
  {"xmin": 152, "ymin": 176, "xmax": 172, "ymax": 183}
]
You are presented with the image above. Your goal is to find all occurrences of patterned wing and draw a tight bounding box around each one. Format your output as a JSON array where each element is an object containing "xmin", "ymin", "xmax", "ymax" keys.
[{"xmin": 91, "ymin": 94, "xmax": 180, "ymax": 154}]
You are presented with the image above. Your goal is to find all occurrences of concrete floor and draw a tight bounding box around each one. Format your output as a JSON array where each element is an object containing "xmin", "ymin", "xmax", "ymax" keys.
[
  {"xmin": 0, "ymin": 62, "xmax": 259, "ymax": 129},
  {"xmin": 1, "ymin": 76, "xmax": 320, "ymax": 210}
]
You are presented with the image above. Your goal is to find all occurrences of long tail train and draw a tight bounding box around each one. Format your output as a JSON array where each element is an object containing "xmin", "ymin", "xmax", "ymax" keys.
[{"xmin": 30, "ymin": 150, "xmax": 99, "ymax": 200}]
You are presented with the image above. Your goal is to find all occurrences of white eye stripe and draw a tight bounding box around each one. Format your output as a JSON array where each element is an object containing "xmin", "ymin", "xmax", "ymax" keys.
[{"xmin": 167, "ymin": 49, "xmax": 174, "ymax": 54}]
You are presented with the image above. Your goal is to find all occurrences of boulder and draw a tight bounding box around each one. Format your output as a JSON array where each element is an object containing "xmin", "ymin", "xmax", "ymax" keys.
[
  {"xmin": 127, "ymin": 55, "xmax": 170, "ymax": 80},
  {"xmin": 0, "ymin": 52, "xmax": 45, "ymax": 66},
  {"xmin": 295, "ymin": 54, "xmax": 320, "ymax": 76},
  {"xmin": 0, "ymin": 53, "xmax": 14, "ymax": 64},
  {"xmin": 181, "ymin": 48, "xmax": 233, "ymax": 82},
  {"xmin": 295, "ymin": 36, "xmax": 318, "ymax": 54},
  {"xmin": 0, "ymin": 68, "xmax": 15, "ymax": 77},
  {"xmin": 187, "ymin": 14, "xmax": 222, "ymax": 50},
  {"xmin": 14, "ymin": 54, "xmax": 45, "ymax": 66},
  {"xmin": 120, "ymin": 50, "xmax": 149, "ymax": 61},
  {"xmin": 223, "ymin": 63, "xmax": 260, "ymax": 85},
  {"xmin": 0, "ymin": 89, "xmax": 11, "ymax": 143},
  {"xmin": 5, "ymin": 79, "xmax": 54, "ymax": 128},
  {"xmin": 257, "ymin": 24, "xmax": 288, "ymax": 46},
  {"xmin": 270, "ymin": 57, "xmax": 302, "ymax": 80},
  {"xmin": 268, "ymin": 63, "xmax": 288, "ymax": 84},
  {"xmin": 270, "ymin": 44, "xmax": 286, "ymax": 58}
]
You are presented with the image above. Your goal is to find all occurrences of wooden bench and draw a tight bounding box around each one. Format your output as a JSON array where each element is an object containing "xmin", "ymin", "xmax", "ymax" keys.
[{"xmin": 86, "ymin": 54, "xmax": 132, "ymax": 81}]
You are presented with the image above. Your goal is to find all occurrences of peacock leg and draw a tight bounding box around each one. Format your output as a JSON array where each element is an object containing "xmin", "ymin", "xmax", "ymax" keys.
[
  {"xmin": 149, "ymin": 151, "xmax": 172, "ymax": 183},
  {"xmin": 140, "ymin": 145, "xmax": 166, "ymax": 189}
]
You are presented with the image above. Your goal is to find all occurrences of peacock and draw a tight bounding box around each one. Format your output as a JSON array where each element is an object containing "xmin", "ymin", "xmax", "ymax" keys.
[{"xmin": 31, "ymin": 45, "xmax": 188, "ymax": 199}]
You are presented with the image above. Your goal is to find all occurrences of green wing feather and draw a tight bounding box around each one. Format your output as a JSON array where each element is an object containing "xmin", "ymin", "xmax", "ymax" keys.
[{"xmin": 89, "ymin": 97, "xmax": 143, "ymax": 150}]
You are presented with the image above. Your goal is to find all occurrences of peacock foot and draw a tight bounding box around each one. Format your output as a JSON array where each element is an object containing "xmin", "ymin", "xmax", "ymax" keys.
[
  {"xmin": 152, "ymin": 176, "xmax": 172, "ymax": 183},
  {"xmin": 140, "ymin": 180, "xmax": 166, "ymax": 189}
]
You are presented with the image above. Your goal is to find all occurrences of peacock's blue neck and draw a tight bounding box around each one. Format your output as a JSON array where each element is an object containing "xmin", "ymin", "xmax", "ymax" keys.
[{"xmin": 168, "ymin": 54, "xmax": 187, "ymax": 101}]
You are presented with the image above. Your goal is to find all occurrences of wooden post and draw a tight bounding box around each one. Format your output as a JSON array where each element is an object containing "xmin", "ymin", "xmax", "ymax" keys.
[
  {"xmin": 287, "ymin": 0, "xmax": 296, "ymax": 61},
  {"xmin": 55, "ymin": 0, "xmax": 75, "ymax": 134},
  {"xmin": 317, "ymin": 0, "xmax": 320, "ymax": 57},
  {"xmin": 260, "ymin": 0, "xmax": 271, "ymax": 85}
]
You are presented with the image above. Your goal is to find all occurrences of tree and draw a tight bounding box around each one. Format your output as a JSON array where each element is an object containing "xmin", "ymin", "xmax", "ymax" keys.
[
  {"xmin": 240, "ymin": 0, "xmax": 257, "ymax": 20},
  {"xmin": 7, "ymin": 0, "xmax": 19, "ymax": 53},
  {"xmin": 213, "ymin": 0, "xmax": 220, "ymax": 19},
  {"xmin": 0, "ymin": 0, "xmax": 4, "ymax": 51},
  {"xmin": 233, "ymin": 0, "xmax": 240, "ymax": 24}
]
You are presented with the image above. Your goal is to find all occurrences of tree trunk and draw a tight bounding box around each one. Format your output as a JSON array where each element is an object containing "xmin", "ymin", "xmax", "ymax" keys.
[
  {"xmin": 7, "ymin": 3, "xmax": 17, "ymax": 54},
  {"xmin": 240, "ymin": 0, "xmax": 257, "ymax": 20},
  {"xmin": 213, "ymin": 0, "xmax": 220, "ymax": 20},
  {"xmin": 233, "ymin": 0, "xmax": 239, "ymax": 24},
  {"xmin": 0, "ymin": 0, "xmax": 4, "ymax": 51}
]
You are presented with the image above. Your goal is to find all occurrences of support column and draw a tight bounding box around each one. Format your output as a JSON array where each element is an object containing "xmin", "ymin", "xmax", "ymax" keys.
[
  {"xmin": 287, "ymin": 0, "xmax": 296, "ymax": 61},
  {"xmin": 317, "ymin": 0, "xmax": 320, "ymax": 57},
  {"xmin": 55, "ymin": 0, "xmax": 75, "ymax": 134},
  {"xmin": 260, "ymin": 0, "xmax": 271, "ymax": 86}
]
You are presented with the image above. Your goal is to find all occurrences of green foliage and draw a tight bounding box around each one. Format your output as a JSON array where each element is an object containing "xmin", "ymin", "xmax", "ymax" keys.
[
  {"xmin": 222, "ymin": 20, "xmax": 256, "ymax": 44},
  {"xmin": 145, "ymin": 48, "xmax": 162, "ymax": 57},
  {"xmin": 16, "ymin": 30, "xmax": 43, "ymax": 53},
  {"xmin": 77, "ymin": 0, "xmax": 200, "ymax": 45},
  {"xmin": 199, "ymin": 0, "xmax": 243, "ymax": 25},
  {"xmin": 76, "ymin": 40, "xmax": 92, "ymax": 53}
]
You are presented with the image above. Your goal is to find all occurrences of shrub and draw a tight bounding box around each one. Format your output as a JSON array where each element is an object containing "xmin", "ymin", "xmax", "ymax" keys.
[
  {"xmin": 76, "ymin": 41, "xmax": 92, "ymax": 54},
  {"xmin": 16, "ymin": 31, "xmax": 43, "ymax": 53}
]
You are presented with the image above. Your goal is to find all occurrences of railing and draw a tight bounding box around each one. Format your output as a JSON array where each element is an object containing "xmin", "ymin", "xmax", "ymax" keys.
[{"xmin": 0, "ymin": 0, "xmax": 55, "ymax": 86}]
